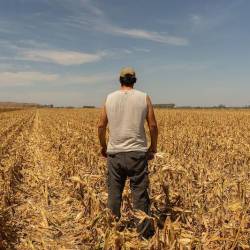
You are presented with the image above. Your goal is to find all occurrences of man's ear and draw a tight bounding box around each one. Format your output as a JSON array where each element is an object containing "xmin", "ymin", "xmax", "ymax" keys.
[{"xmin": 119, "ymin": 76, "xmax": 123, "ymax": 84}]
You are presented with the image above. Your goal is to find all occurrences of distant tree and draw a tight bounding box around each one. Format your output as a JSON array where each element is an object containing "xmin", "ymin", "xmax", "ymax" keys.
[
  {"xmin": 83, "ymin": 105, "xmax": 95, "ymax": 108},
  {"xmin": 217, "ymin": 104, "xmax": 226, "ymax": 108},
  {"xmin": 43, "ymin": 104, "xmax": 54, "ymax": 108},
  {"xmin": 153, "ymin": 103, "xmax": 175, "ymax": 109}
]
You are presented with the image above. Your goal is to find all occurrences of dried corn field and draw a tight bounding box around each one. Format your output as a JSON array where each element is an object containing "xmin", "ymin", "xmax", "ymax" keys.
[{"xmin": 0, "ymin": 108, "xmax": 249, "ymax": 250}]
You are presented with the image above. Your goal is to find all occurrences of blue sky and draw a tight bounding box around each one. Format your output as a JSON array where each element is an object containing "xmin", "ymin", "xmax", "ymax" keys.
[{"xmin": 0, "ymin": 0, "xmax": 249, "ymax": 107}]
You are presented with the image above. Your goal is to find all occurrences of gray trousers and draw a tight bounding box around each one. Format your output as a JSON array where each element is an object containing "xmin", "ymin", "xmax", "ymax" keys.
[{"xmin": 106, "ymin": 151, "xmax": 153, "ymax": 237}]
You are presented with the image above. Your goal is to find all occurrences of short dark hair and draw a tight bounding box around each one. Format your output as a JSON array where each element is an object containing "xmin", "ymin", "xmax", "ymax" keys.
[{"xmin": 119, "ymin": 74, "xmax": 136, "ymax": 86}]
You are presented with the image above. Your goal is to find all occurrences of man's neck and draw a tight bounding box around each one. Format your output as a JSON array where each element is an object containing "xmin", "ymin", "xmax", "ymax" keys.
[{"xmin": 120, "ymin": 86, "xmax": 134, "ymax": 91}]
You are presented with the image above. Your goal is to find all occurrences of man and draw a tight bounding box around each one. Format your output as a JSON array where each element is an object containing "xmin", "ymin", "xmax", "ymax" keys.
[{"xmin": 98, "ymin": 66, "xmax": 158, "ymax": 238}]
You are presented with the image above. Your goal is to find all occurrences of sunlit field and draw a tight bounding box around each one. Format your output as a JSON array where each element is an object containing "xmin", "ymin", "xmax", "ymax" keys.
[{"xmin": 0, "ymin": 108, "xmax": 249, "ymax": 249}]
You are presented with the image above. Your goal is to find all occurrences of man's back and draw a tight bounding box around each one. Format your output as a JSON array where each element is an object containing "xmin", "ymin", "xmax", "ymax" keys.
[{"xmin": 106, "ymin": 89, "xmax": 147, "ymax": 153}]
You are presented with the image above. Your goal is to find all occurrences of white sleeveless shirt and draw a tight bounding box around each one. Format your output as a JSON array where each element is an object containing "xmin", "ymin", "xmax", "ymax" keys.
[{"xmin": 105, "ymin": 89, "xmax": 148, "ymax": 153}]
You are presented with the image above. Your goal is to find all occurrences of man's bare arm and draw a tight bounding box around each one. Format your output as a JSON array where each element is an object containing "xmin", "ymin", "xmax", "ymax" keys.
[
  {"xmin": 146, "ymin": 95, "xmax": 158, "ymax": 153},
  {"xmin": 98, "ymin": 104, "xmax": 108, "ymax": 157}
]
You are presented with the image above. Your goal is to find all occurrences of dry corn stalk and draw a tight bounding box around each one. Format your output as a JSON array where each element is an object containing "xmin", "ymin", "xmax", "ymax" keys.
[{"xmin": 0, "ymin": 108, "xmax": 249, "ymax": 249}]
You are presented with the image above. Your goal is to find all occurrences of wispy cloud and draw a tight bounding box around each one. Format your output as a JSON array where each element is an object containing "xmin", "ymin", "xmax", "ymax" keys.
[
  {"xmin": 0, "ymin": 40, "xmax": 107, "ymax": 65},
  {"xmin": 133, "ymin": 48, "xmax": 151, "ymax": 53},
  {"xmin": 0, "ymin": 70, "xmax": 115, "ymax": 86},
  {"xmin": 79, "ymin": 0, "xmax": 104, "ymax": 17},
  {"xmin": 189, "ymin": 1, "xmax": 243, "ymax": 32},
  {"xmin": 64, "ymin": 1, "xmax": 189, "ymax": 46},
  {"xmin": 98, "ymin": 24, "xmax": 188, "ymax": 46},
  {"xmin": 0, "ymin": 71, "xmax": 59, "ymax": 86},
  {"xmin": 0, "ymin": 38, "xmax": 151, "ymax": 66},
  {"xmin": 190, "ymin": 14, "xmax": 202, "ymax": 26},
  {"xmin": 0, "ymin": 20, "xmax": 15, "ymax": 34},
  {"xmin": 20, "ymin": 49, "xmax": 106, "ymax": 65},
  {"xmin": 18, "ymin": 39, "xmax": 50, "ymax": 49}
]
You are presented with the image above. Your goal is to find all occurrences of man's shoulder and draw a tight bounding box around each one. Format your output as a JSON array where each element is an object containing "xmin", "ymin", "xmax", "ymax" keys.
[
  {"xmin": 107, "ymin": 90, "xmax": 120, "ymax": 99},
  {"xmin": 133, "ymin": 89, "xmax": 147, "ymax": 96},
  {"xmin": 106, "ymin": 89, "xmax": 147, "ymax": 100}
]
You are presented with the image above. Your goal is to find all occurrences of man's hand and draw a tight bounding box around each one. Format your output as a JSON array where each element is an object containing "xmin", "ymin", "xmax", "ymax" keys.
[
  {"xmin": 146, "ymin": 146, "xmax": 157, "ymax": 161},
  {"xmin": 101, "ymin": 146, "xmax": 107, "ymax": 158}
]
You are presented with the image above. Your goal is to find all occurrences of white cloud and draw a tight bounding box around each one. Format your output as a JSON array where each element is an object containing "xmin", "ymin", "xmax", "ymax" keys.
[
  {"xmin": 0, "ymin": 21, "xmax": 15, "ymax": 34},
  {"xmin": 103, "ymin": 25, "xmax": 188, "ymax": 46},
  {"xmin": 18, "ymin": 39, "xmax": 49, "ymax": 49},
  {"xmin": 0, "ymin": 71, "xmax": 59, "ymax": 86},
  {"xmin": 133, "ymin": 48, "xmax": 151, "ymax": 53},
  {"xmin": 0, "ymin": 63, "xmax": 15, "ymax": 71},
  {"xmin": 63, "ymin": 1, "xmax": 189, "ymax": 46},
  {"xmin": 190, "ymin": 14, "xmax": 202, "ymax": 25},
  {"xmin": 0, "ymin": 40, "xmax": 19, "ymax": 50},
  {"xmin": 80, "ymin": 0, "xmax": 104, "ymax": 17},
  {"xmin": 0, "ymin": 70, "xmax": 114, "ymax": 86},
  {"xmin": 0, "ymin": 39, "xmax": 108, "ymax": 65},
  {"xmin": 20, "ymin": 49, "xmax": 106, "ymax": 65}
]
